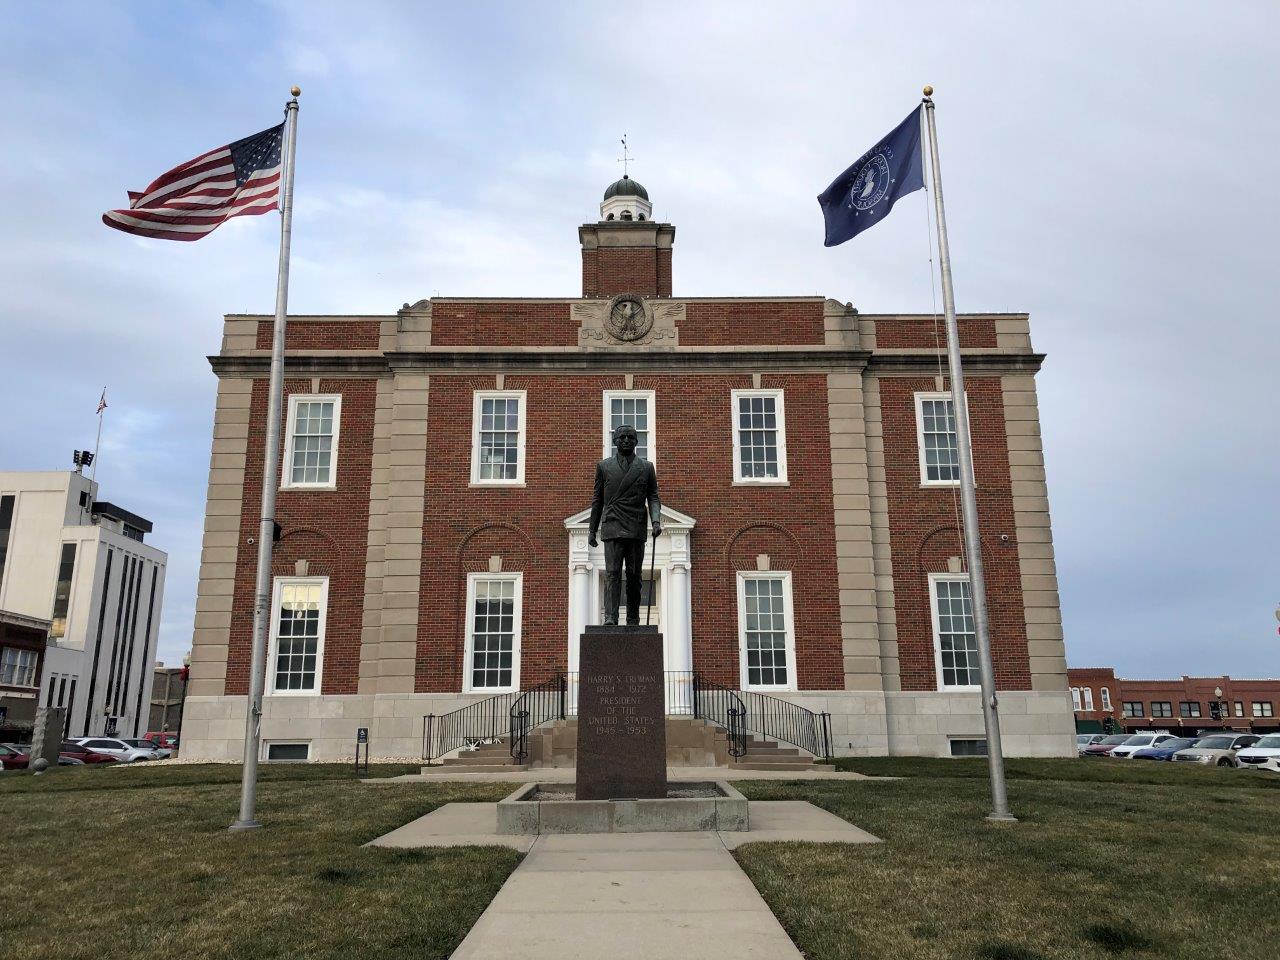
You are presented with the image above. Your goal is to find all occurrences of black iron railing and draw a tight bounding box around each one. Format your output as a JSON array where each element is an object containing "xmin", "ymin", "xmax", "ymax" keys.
[
  {"xmin": 509, "ymin": 674, "xmax": 568, "ymax": 763},
  {"xmin": 422, "ymin": 691, "xmax": 521, "ymax": 763},
  {"xmin": 692, "ymin": 674, "xmax": 748, "ymax": 759},
  {"xmin": 739, "ymin": 690, "xmax": 833, "ymax": 760},
  {"xmin": 422, "ymin": 670, "xmax": 831, "ymax": 764}
]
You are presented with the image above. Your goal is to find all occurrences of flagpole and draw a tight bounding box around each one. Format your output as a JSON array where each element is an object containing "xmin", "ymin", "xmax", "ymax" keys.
[
  {"xmin": 86, "ymin": 389, "xmax": 106, "ymax": 519},
  {"xmin": 921, "ymin": 86, "xmax": 1015, "ymax": 822},
  {"xmin": 231, "ymin": 86, "xmax": 301, "ymax": 831}
]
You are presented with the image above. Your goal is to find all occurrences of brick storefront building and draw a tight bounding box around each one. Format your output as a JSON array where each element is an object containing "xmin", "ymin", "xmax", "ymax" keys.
[
  {"xmin": 182, "ymin": 177, "xmax": 1074, "ymax": 760},
  {"xmin": 1068, "ymin": 666, "xmax": 1280, "ymax": 734}
]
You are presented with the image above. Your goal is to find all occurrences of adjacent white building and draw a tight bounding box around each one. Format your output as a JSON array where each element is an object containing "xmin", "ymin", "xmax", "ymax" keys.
[{"xmin": 0, "ymin": 471, "xmax": 167, "ymax": 738}]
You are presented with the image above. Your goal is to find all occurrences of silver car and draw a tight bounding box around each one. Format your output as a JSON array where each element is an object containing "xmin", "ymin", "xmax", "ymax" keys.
[{"xmin": 1171, "ymin": 733, "xmax": 1261, "ymax": 768}]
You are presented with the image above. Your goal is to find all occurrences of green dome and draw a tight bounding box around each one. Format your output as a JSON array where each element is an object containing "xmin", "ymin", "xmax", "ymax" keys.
[{"xmin": 603, "ymin": 175, "xmax": 649, "ymax": 201}]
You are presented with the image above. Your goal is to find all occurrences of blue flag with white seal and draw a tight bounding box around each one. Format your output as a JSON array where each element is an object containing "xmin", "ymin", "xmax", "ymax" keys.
[{"xmin": 818, "ymin": 106, "xmax": 925, "ymax": 247}]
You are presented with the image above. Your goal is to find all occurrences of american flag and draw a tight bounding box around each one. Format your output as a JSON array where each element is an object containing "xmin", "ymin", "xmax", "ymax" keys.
[{"xmin": 102, "ymin": 123, "xmax": 284, "ymax": 241}]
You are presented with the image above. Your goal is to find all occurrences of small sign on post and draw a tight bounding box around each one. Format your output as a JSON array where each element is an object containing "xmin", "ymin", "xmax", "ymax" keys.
[{"xmin": 355, "ymin": 727, "xmax": 369, "ymax": 777}]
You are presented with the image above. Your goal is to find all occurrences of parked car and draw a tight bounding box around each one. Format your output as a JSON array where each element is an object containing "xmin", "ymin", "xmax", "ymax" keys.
[
  {"xmin": 1110, "ymin": 732, "xmax": 1183, "ymax": 759},
  {"xmin": 1171, "ymin": 733, "xmax": 1261, "ymax": 767},
  {"xmin": 68, "ymin": 737, "xmax": 161, "ymax": 763},
  {"xmin": 1076, "ymin": 734, "xmax": 1107, "ymax": 755},
  {"xmin": 58, "ymin": 741, "xmax": 119, "ymax": 765},
  {"xmin": 1234, "ymin": 734, "xmax": 1280, "ymax": 773},
  {"xmin": 0, "ymin": 743, "xmax": 29, "ymax": 770},
  {"xmin": 1131, "ymin": 736, "xmax": 1198, "ymax": 761},
  {"xmin": 1082, "ymin": 734, "xmax": 1133, "ymax": 757},
  {"xmin": 120, "ymin": 737, "xmax": 171, "ymax": 759},
  {"xmin": 144, "ymin": 731, "xmax": 179, "ymax": 751}
]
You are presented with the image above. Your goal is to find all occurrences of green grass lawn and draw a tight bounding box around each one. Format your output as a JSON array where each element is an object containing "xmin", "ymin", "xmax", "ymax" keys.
[
  {"xmin": 0, "ymin": 764, "xmax": 518, "ymax": 960},
  {"xmin": 735, "ymin": 758, "xmax": 1280, "ymax": 960}
]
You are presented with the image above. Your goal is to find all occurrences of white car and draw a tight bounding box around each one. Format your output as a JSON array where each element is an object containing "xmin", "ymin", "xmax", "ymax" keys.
[
  {"xmin": 1234, "ymin": 734, "xmax": 1280, "ymax": 773},
  {"xmin": 1109, "ymin": 732, "xmax": 1182, "ymax": 759},
  {"xmin": 70, "ymin": 737, "xmax": 161, "ymax": 763},
  {"xmin": 123, "ymin": 737, "xmax": 172, "ymax": 759}
]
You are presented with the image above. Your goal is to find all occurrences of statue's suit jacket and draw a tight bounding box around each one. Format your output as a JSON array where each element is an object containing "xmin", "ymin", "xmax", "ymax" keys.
[{"xmin": 588, "ymin": 454, "xmax": 661, "ymax": 541}]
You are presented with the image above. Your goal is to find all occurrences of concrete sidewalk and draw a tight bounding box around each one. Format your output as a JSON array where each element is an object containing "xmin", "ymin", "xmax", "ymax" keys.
[
  {"xmin": 369, "ymin": 801, "xmax": 880, "ymax": 959},
  {"xmin": 449, "ymin": 831, "xmax": 804, "ymax": 960},
  {"xmin": 373, "ymin": 764, "xmax": 883, "ymax": 785}
]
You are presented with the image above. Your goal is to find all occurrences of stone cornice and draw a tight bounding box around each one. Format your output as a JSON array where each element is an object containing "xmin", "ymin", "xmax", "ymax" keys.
[
  {"xmin": 866, "ymin": 353, "xmax": 1045, "ymax": 375},
  {"xmin": 209, "ymin": 348, "xmax": 1044, "ymax": 377}
]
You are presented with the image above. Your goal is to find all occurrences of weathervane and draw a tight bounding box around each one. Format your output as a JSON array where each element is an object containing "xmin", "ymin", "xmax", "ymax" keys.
[{"xmin": 617, "ymin": 135, "xmax": 634, "ymax": 177}]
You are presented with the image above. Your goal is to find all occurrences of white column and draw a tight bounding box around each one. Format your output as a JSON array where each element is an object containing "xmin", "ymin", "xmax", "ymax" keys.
[
  {"xmin": 666, "ymin": 562, "xmax": 692, "ymax": 713},
  {"xmin": 568, "ymin": 563, "xmax": 592, "ymax": 674}
]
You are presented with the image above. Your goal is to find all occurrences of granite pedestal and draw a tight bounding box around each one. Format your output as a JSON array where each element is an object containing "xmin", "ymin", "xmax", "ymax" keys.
[{"xmin": 575, "ymin": 626, "xmax": 667, "ymax": 801}]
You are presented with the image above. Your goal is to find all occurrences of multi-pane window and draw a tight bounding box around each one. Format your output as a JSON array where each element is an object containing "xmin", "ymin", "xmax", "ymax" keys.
[
  {"xmin": 731, "ymin": 390, "xmax": 788, "ymax": 483},
  {"xmin": 930, "ymin": 575, "xmax": 980, "ymax": 689},
  {"xmin": 915, "ymin": 392, "xmax": 961, "ymax": 485},
  {"xmin": 1179, "ymin": 701, "xmax": 1201, "ymax": 718},
  {"xmin": 284, "ymin": 395, "xmax": 340, "ymax": 488},
  {"xmin": 1081, "ymin": 687, "xmax": 1095, "ymax": 711},
  {"xmin": 738, "ymin": 573, "xmax": 794, "ymax": 689},
  {"xmin": 1235, "ymin": 701, "xmax": 1245, "ymax": 717},
  {"xmin": 471, "ymin": 392, "xmax": 526, "ymax": 484},
  {"xmin": 1100, "ymin": 687, "xmax": 1112, "ymax": 711},
  {"xmin": 603, "ymin": 390, "xmax": 655, "ymax": 461},
  {"xmin": 1123, "ymin": 701, "xmax": 1144, "ymax": 718},
  {"xmin": 1151, "ymin": 701, "xmax": 1173, "ymax": 718},
  {"xmin": 0, "ymin": 647, "xmax": 37, "ymax": 687},
  {"xmin": 466, "ymin": 574, "xmax": 521, "ymax": 691},
  {"xmin": 269, "ymin": 579, "xmax": 326, "ymax": 694},
  {"xmin": 1071, "ymin": 687, "xmax": 1082, "ymax": 711},
  {"xmin": 1254, "ymin": 701, "xmax": 1275, "ymax": 718},
  {"xmin": 50, "ymin": 543, "xmax": 77, "ymax": 639}
]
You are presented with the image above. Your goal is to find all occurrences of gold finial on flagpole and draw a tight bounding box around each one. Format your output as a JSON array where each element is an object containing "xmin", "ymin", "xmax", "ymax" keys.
[
  {"xmin": 922, "ymin": 85, "xmax": 933, "ymax": 98},
  {"xmin": 291, "ymin": 86, "xmax": 301, "ymax": 97}
]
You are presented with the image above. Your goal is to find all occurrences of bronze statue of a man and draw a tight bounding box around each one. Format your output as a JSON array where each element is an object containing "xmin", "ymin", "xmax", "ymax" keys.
[{"xmin": 588, "ymin": 424, "xmax": 662, "ymax": 626}]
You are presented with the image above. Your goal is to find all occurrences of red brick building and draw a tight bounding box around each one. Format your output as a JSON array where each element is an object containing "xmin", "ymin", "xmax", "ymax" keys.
[
  {"xmin": 1068, "ymin": 666, "xmax": 1280, "ymax": 734},
  {"xmin": 182, "ymin": 177, "xmax": 1074, "ymax": 760}
]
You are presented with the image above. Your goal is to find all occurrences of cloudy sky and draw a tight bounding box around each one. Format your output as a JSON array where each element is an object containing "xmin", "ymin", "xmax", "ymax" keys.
[{"xmin": 2, "ymin": 2, "xmax": 1277, "ymax": 677}]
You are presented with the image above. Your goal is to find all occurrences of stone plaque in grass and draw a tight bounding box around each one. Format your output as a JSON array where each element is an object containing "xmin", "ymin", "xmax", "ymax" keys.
[{"xmin": 575, "ymin": 626, "xmax": 667, "ymax": 801}]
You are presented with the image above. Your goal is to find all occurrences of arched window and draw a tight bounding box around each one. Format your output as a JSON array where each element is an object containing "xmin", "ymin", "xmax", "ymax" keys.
[
  {"xmin": 1100, "ymin": 687, "xmax": 1112, "ymax": 711},
  {"xmin": 606, "ymin": 213, "xmax": 615, "ymax": 221},
  {"xmin": 1082, "ymin": 687, "xmax": 1094, "ymax": 711},
  {"xmin": 638, "ymin": 213, "xmax": 646, "ymax": 221},
  {"xmin": 1071, "ymin": 687, "xmax": 1081, "ymax": 711},
  {"xmin": 620, "ymin": 210, "xmax": 633, "ymax": 221}
]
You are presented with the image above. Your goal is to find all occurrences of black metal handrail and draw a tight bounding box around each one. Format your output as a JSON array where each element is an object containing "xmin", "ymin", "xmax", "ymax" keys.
[
  {"xmin": 738, "ymin": 690, "xmax": 833, "ymax": 759},
  {"xmin": 422, "ymin": 690, "xmax": 521, "ymax": 763},
  {"xmin": 509, "ymin": 674, "xmax": 568, "ymax": 763},
  {"xmin": 692, "ymin": 674, "xmax": 748, "ymax": 759}
]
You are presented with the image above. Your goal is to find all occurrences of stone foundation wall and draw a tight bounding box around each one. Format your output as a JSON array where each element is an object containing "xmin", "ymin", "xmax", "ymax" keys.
[{"xmin": 181, "ymin": 688, "xmax": 1074, "ymax": 762}]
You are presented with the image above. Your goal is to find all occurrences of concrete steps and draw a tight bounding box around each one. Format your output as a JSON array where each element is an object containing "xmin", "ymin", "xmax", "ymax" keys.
[{"xmin": 429, "ymin": 740, "xmax": 529, "ymax": 773}]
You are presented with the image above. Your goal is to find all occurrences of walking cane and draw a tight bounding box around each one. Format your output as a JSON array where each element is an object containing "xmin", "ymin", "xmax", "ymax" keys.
[{"xmin": 645, "ymin": 525, "xmax": 659, "ymax": 626}]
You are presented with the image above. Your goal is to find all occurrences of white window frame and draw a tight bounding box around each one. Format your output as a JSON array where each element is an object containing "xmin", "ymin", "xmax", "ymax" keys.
[
  {"xmin": 282, "ymin": 393, "xmax": 342, "ymax": 490},
  {"xmin": 463, "ymin": 572, "xmax": 523, "ymax": 694},
  {"xmin": 262, "ymin": 740, "xmax": 312, "ymax": 763},
  {"xmin": 1082, "ymin": 687, "xmax": 1095, "ymax": 711},
  {"xmin": 470, "ymin": 390, "xmax": 527, "ymax": 486},
  {"xmin": 736, "ymin": 571, "xmax": 796, "ymax": 692},
  {"xmin": 266, "ymin": 576, "xmax": 329, "ymax": 697},
  {"xmin": 1071, "ymin": 687, "xmax": 1082, "ymax": 712},
  {"xmin": 731, "ymin": 389, "xmax": 789, "ymax": 485},
  {"xmin": 0, "ymin": 647, "xmax": 38, "ymax": 687},
  {"xmin": 1100, "ymin": 687, "xmax": 1112, "ymax": 711},
  {"xmin": 914, "ymin": 391, "xmax": 974, "ymax": 488},
  {"xmin": 602, "ymin": 389, "xmax": 657, "ymax": 464},
  {"xmin": 928, "ymin": 572, "xmax": 981, "ymax": 692}
]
